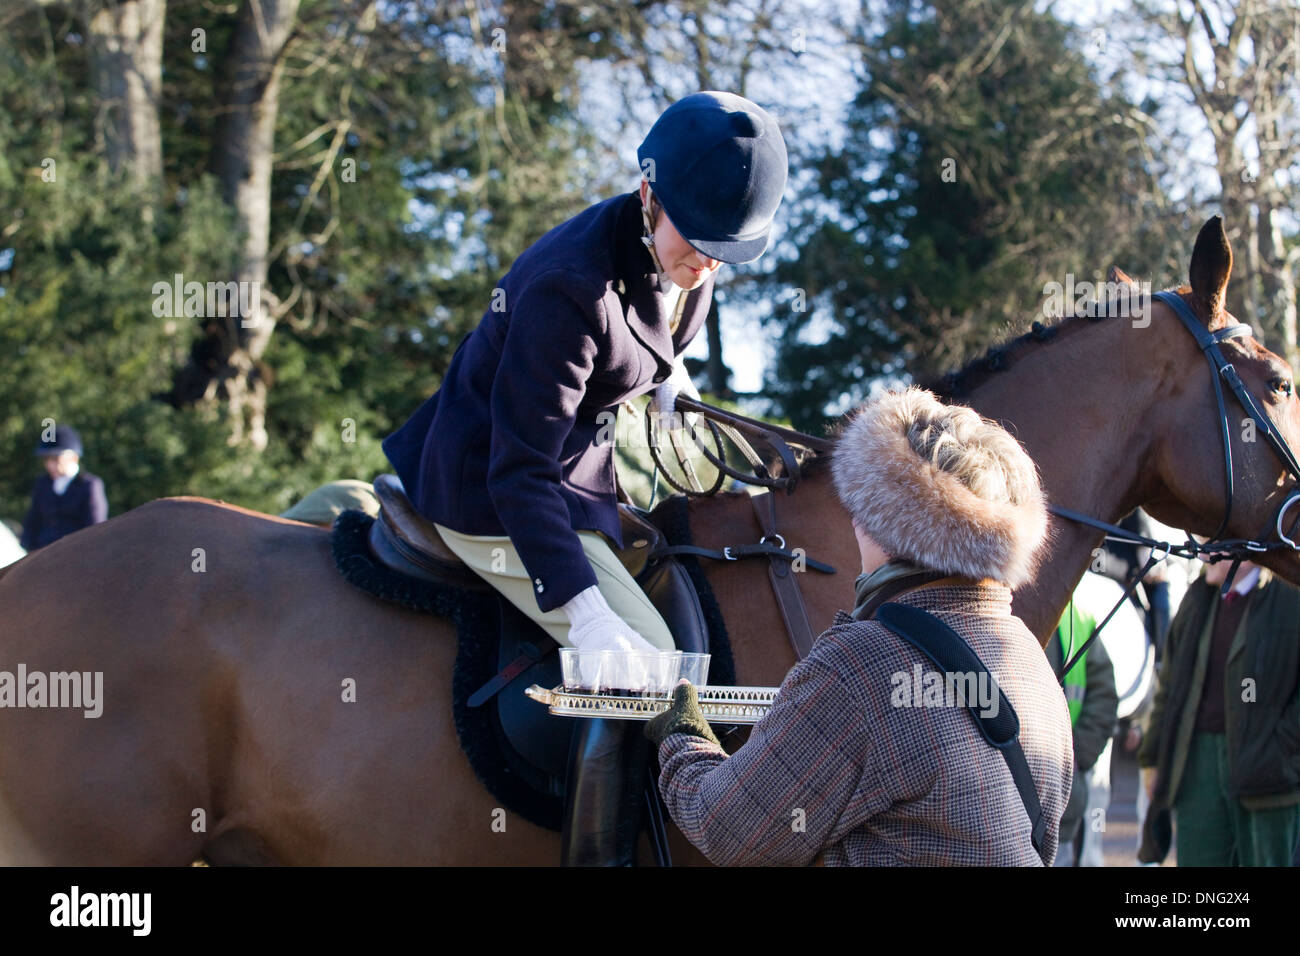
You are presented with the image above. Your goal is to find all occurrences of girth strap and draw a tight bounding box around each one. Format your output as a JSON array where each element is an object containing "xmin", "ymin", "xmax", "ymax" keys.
[
  {"xmin": 875, "ymin": 602, "xmax": 1050, "ymax": 865},
  {"xmin": 467, "ymin": 637, "xmax": 554, "ymax": 708},
  {"xmin": 643, "ymin": 493, "xmax": 838, "ymax": 663}
]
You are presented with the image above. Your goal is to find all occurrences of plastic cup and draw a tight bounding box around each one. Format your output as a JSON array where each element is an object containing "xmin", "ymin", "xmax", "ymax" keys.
[
  {"xmin": 559, "ymin": 647, "xmax": 584, "ymax": 691},
  {"xmin": 559, "ymin": 648, "xmax": 682, "ymax": 694},
  {"xmin": 677, "ymin": 652, "xmax": 711, "ymax": 688}
]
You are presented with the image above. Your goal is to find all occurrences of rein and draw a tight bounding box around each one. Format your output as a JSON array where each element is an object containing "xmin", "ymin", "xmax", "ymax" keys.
[
  {"xmin": 1052, "ymin": 290, "xmax": 1300, "ymax": 679},
  {"xmin": 645, "ymin": 394, "xmax": 835, "ymax": 497}
]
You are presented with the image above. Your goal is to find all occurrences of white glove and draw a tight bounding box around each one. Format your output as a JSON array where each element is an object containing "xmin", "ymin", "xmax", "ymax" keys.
[
  {"xmin": 648, "ymin": 360, "xmax": 700, "ymax": 432},
  {"xmin": 562, "ymin": 586, "xmax": 657, "ymax": 690}
]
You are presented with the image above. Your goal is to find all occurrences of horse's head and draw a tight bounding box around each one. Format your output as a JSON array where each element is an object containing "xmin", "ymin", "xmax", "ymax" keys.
[{"xmin": 1134, "ymin": 216, "xmax": 1300, "ymax": 584}]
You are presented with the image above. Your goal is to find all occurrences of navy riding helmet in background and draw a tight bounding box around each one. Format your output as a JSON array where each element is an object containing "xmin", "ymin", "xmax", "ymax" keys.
[{"xmin": 33, "ymin": 424, "xmax": 83, "ymax": 458}]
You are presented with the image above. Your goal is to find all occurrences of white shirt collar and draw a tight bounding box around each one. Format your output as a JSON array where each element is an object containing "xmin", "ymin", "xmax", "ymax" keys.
[
  {"xmin": 1226, "ymin": 565, "xmax": 1261, "ymax": 598},
  {"xmin": 52, "ymin": 462, "xmax": 79, "ymax": 495}
]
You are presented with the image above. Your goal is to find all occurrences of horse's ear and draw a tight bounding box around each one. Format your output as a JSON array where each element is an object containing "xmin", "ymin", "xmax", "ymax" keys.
[
  {"xmin": 1108, "ymin": 266, "xmax": 1137, "ymax": 287},
  {"xmin": 1188, "ymin": 215, "xmax": 1232, "ymax": 320}
]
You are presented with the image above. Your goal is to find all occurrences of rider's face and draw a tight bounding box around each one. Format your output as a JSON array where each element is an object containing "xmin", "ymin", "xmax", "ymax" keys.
[
  {"xmin": 41, "ymin": 451, "xmax": 77, "ymax": 479},
  {"xmin": 639, "ymin": 181, "xmax": 723, "ymax": 291}
]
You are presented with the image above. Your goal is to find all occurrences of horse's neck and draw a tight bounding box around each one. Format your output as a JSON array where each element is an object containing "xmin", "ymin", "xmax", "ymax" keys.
[{"xmin": 964, "ymin": 317, "xmax": 1165, "ymax": 641}]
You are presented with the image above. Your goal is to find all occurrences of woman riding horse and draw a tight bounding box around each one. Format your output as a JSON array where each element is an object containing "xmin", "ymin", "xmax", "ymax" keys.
[{"xmin": 380, "ymin": 91, "xmax": 789, "ymax": 865}]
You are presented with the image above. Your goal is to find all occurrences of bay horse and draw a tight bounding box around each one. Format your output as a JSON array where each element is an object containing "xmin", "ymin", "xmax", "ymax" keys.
[{"xmin": 1, "ymin": 217, "xmax": 1298, "ymax": 865}]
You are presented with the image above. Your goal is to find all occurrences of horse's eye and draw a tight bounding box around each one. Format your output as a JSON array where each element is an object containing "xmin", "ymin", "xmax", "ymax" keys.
[{"xmin": 1272, "ymin": 376, "xmax": 1293, "ymax": 398}]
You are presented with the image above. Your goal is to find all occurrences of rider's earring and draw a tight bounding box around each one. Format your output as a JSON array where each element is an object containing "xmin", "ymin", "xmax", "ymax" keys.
[
  {"xmin": 641, "ymin": 190, "xmax": 667, "ymax": 276},
  {"xmin": 641, "ymin": 192, "xmax": 658, "ymax": 244}
]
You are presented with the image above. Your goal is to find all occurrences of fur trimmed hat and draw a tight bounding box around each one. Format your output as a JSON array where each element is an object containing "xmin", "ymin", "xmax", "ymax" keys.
[{"xmin": 831, "ymin": 387, "xmax": 1049, "ymax": 588}]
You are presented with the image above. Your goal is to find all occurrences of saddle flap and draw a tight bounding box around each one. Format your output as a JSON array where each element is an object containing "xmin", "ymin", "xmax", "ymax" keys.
[
  {"xmin": 617, "ymin": 504, "xmax": 663, "ymax": 579},
  {"xmin": 494, "ymin": 606, "xmax": 572, "ymax": 782},
  {"xmin": 638, "ymin": 558, "xmax": 709, "ymax": 657}
]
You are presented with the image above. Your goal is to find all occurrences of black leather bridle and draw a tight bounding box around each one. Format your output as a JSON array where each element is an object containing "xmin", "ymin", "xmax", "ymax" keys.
[{"xmin": 1051, "ymin": 289, "xmax": 1300, "ymax": 678}]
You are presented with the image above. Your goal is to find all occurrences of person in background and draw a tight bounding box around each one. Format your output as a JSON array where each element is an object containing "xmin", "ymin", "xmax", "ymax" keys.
[
  {"xmin": 1138, "ymin": 559, "xmax": 1300, "ymax": 866},
  {"xmin": 1046, "ymin": 588, "xmax": 1118, "ymax": 866},
  {"xmin": 1125, "ymin": 626, "xmax": 1167, "ymax": 866},
  {"xmin": 20, "ymin": 425, "xmax": 108, "ymax": 551},
  {"xmin": 1094, "ymin": 510, "xmax": 1175, "ymax": 662}
]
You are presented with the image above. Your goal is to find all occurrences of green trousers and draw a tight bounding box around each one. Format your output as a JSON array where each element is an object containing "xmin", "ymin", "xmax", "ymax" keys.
[
  {"xmin": 433, "ymin": 522, "xmax": 676, "ymax": 650},
  {"xmin": 1173, "ymin": 732, "xmax": 1300, "ymax": 866}
]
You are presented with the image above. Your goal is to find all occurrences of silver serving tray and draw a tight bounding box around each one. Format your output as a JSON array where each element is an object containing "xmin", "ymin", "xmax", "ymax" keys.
[{"xmin": 525, "ymin": 684, "xmax": 779, "ymax": 724}]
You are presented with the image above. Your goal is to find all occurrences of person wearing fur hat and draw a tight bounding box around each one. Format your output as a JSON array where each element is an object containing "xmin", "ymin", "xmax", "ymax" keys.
[
  {"xmin": 646, "ymin": 387, "xmax": 1074, "ymax": 865},
  {"xmin": 20, "ymin": 424, "xmax": 108, "ymax": 552}
]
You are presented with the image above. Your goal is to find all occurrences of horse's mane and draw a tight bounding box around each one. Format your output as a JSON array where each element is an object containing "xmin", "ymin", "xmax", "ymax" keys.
[
  {"xmin": 927, "ymin": 283, "xmax": 1184, "ymax": 400},
  {"xmin": 926, "ymin": 312, "xmax": 1108, "ymax": 400},
  {"xmin": 793, "ymin": 313, "xmax": 1095, "ymax": 479},
  {"xmin": 795, "ymin": 284, "xmax": 1179, "ymax": 477}
]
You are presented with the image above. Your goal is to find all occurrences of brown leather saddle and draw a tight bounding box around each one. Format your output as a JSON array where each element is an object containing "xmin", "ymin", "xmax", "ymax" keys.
[{"xmin": 367, "ymin": 474, "xmax": 710, "ymax": 780}]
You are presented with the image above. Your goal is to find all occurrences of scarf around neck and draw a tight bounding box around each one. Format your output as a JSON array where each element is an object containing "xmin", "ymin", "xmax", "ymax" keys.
[{"xmin": 851, "ymin": 557, "xmax": 928, "ymax": 621}]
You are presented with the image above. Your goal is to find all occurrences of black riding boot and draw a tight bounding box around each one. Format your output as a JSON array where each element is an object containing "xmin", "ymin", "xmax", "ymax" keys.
[{"xmin": 560, "ymin": 716, "xmax": 648, "ymax": 866}]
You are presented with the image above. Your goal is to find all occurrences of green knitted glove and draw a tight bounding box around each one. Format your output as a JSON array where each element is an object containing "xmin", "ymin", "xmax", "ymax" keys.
[{"xmin": 645, "ymin": 681, "xmax": 722, "ymax": 748}]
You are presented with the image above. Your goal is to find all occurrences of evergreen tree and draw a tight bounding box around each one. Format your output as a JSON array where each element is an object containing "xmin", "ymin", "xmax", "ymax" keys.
[{"xmin": 760, "ymin": 0, "xmax": 1172, "ymax": 432}]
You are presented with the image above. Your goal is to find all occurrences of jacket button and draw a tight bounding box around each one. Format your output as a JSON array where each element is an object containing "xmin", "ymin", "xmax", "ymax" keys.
[
  {"xmin": 534, "ymin": 578, "xmax": 545, "ymax": 594},
  {"xmin": 652, "ymin": 373, "xmax": 666, "ymax": 384}
]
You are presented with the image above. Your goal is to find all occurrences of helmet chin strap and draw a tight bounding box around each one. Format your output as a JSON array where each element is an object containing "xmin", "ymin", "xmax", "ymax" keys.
[{"xmin": 640, "ymin": 190, "xmax": 671, "ymax": 280}]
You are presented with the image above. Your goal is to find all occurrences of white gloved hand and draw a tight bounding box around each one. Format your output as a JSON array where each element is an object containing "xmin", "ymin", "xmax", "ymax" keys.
[
  {"xmin": 650, "ymin": 380, "xmax": 683, "ymax": 428},
  {"xmin": 562, "ymin": 585, "xmax": 658, "ymax": 690},
  {"xmin": 648, "ymin": 360, "xmax": 700, "ymax": 432}
]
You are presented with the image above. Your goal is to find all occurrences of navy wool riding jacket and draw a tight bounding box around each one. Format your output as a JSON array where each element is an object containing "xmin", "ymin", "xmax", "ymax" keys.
[
  {"xmin": 20, "ymin": 472, "xmax": 109, "ymax": 551},
  {"xmin": 382, "ymin": 192, "xmax": 714, "ymax": 612}
]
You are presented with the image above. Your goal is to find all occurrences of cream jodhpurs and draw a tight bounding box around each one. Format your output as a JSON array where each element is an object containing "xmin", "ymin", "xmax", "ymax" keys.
[{"xmin": 433, "ymin": 523, "xmax": 676, "ymax": 650}]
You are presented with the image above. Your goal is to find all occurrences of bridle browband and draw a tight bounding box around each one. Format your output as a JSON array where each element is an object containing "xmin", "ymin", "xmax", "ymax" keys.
[{"xmin": 1052, "ymin": 289, "xmax": 1300, "ymax": 678}]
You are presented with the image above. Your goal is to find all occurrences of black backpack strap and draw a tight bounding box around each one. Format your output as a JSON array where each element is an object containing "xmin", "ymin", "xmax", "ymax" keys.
[{"xmin": 875, "ymin": 602, "xmax": 1050, "ymax": 864}]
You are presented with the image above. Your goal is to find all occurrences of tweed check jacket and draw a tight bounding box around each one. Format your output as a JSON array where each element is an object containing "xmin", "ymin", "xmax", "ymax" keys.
[{"xmin": 656, "ymin": 581, "xmax": 1074, "ymax": 866}]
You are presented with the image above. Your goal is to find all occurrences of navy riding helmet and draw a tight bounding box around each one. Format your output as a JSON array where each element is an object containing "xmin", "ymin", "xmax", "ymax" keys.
[
  {"xmin": 636, "ymin": 91, "xmax": 788, "ymax": 264},
  {"xmin": 33, "ymin": 424, "xmax": 83, "ymax": 457}
]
